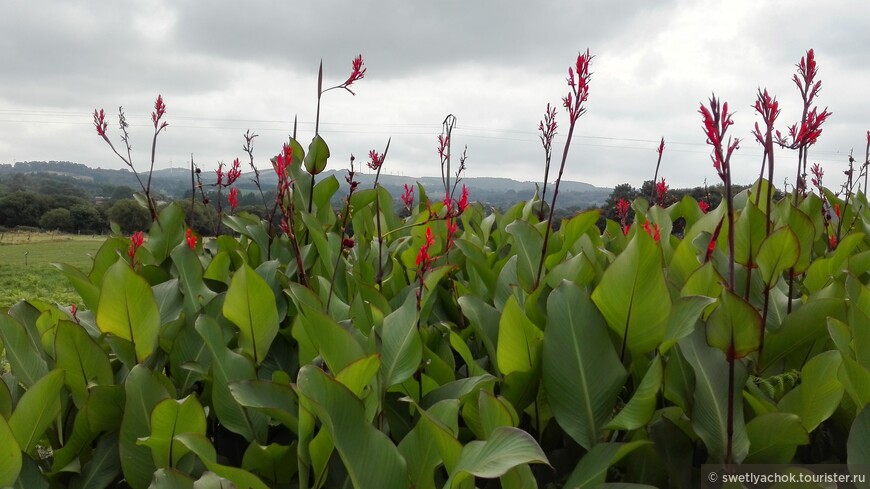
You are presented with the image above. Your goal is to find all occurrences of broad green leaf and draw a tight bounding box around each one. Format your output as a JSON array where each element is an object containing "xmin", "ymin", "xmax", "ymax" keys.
[
  {"xmin": 679, "ymin": 329, "xmax": 749, "ymax": 463},
  {"xmin": 88, "ymin": 236, "xmax": 132, "ymax": 284},
  {"xmin": 139, "ymin": 396, "xmax": 207, "ymax": 469},
  {"xmin": 780, "ymin": 203, "xmax": 815, "ymax": 274},
  {"xmin": 241, "ymin": 442, "xmax": 296, "ymax": 485},
  {"xmin": 839, "ymin": 356, "xmax": 870, "ymax": 411},
  {"xmin": 564, "ymin": 441, "xmax": 651, "ymax": 489},
  {"xmin": 0, "ymin": 415, "xmax": 21, "ymax": 487},
  {"xmin": 592, "ymin": 231, "xmax": 671, "ymax": 357},
  {"xmin": 69, "ymin": 432, "xmax": 121, "ymax": 489},
  {"xmin": 497, "ymin": 295, "xmax": 543, "ymax": 409},
  {"xmin": 149, "ymin": 468, "xmax": 195, "ymax": 488},
  {"xmin": 9, "ymin": 369, "xmax": 64, "ymax": 454},
  {"xmin": 456, "ymin": 295, "xmax": 500, "ymax": 373},
  {"xmin": 734, "ymin": 200, "xmax": 767, "ymax": 267},
  {"xmin": 229, "ymin": 380, "xmax": 299, "ymax": 433},
  {"xmin": 296, "ymin": 366, "xmax": 408, "ymax": 489},
  {"xmin": 96, "ymin": 259, "xmax": 160, "ymax": 363},
  {"xmin": 335, "ymin": 354, "xmax": 381, "ymax": 399},
  {"xmin": 756, "ymin": 227, "xmax": 800, "ymax": 288},
  {"xmin": 760, "ymin": 298, "xmax": 847, "ymax": 374},
  {"xmin": 120, "ymin": 366, "xmax": 173, "ymax": 489},
  {"xmin": 380, "ymin": 293, "xmax": 423, "ymax": 387},
  {"xmin": 848, "ymin": 405, "xmax": 870, "ymax": 467},
  {"xmin": 171, "ymin": 244, "xmax": 217, "ymax": 319},
  {"xmin": 447, "ymin": 427, "xmax": 549, "ymax": 487},
  {"xmin": 706, "ymin": 289, "xmax": 762, "ymax": 359},
  {"xmin": 544, "ymin": 281, "xmax": 626, "ymax": 450},
  {"xmin": 478, "ymin": 390, "xmax": 519, "ymax": 438},
  {"xmin": 173, "ymin": 433, "xmax": 270, "ymax": 489},
  {"xmin": 196, "ymin": 316, "xmax": 268, "ymax": 443},
  {"xmin": 11, "ymin": 457, "xmax": 49, "ymax": 489},
  {"xmin": 147, "ymin": 203, "xmax": 186, "ymax": 263},
  {"xmin": 223, "ymin": 264, "xmax": 279, "ymax": 365},
  {"xmin": 607, "ymin": 355, "xmax": 663, "ymax": 431},
  {"xmin": 745, "ymin": 413, "xmax": 808, "ymax": 464},
  {"xmin": 304, "ymin": 134, "xmax": 330, "ymax": 176},
  {"xmin": 778, "ymin": 350, "xmax": 844, "ymax": 432},
  {"xmin": 660, "ymin": 295, "xmax": 717, "ymax": 354},
  {"xmin": 421, "ymin": 375, "xmax": 497, "ymax": 409},
  {"xmin": 55, "ymin": 263, "xmax": 100, "ymax": 312},
  {"xmin": 55, "ymin": 320, "xmax": 113, "ymax": 408},
  {"xmin": 505, "ymin": 220, "xmax": 544, "ymax": 292},
  {"xmin": 0, "ymin": 313, "xmax": 48, "ymax": 388}
]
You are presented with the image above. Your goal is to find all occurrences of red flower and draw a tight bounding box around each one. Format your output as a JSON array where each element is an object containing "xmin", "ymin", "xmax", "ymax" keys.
[
  {"xmin": 655, "ymin": 178, "xmax": 668, "ymax": 206},
  {"xmin": 228, "ymin": 187, "xmax": 239, "ymax": 211},
  {"xmin": 437, "ymin": 134, "xmax": 449, "ymax": 160},
  {"xmin": 93, "ymin": 109, "xmax": 108, "ymax": 137},
  {"xmin": 698, "ymin": 200, "xmax": 710, "ymax": 213},
  {"xmin": 538, "ymin": 103, "xmax": 558, "ymax": 150},
  {"xmin": 152, "ymin": 94, "xmax": 168, "ymax": 131},
  {"xmin": 401, "ymin": 184, "xmax": 415, "ymax": 208},
  {"xmin": 616, "ymin": 198, "xmax": 631, "ymax": 220},
  {"xmin": 226, "ymin": 158, "xmax": 242, "ymax": 186},
  {"xmin": 810, "ymin": 163, "xmax": 824, "ymax": 188},
  {"xmin": 275, "ymin": 143, "xmax": 292, "ymax": 176},
  {"xmin": 185, "ymin": 228, "xmax": 197, "ymax": 250},
  {"xmin": 458, "ymin": 184, "xmax": 469, "ymax": 213},
  {"xmin": 342, "ymin": 54, "xmax": 366, "ymax": 91},
  {"xmin": 215, "ymin": 163, "xmax": 224, "ymax": 187},
  {"xmin": 342, "ymin": 237, "xmax": 355, "ymax": 249},
  {"xmin": 834, "ymin": 203, "xmax": 841, "ymax": 218},
  {"xmin": 70, "ymin": 303, "xmax": 77, "ymax": 317},
  {"xmin": 656, "ymin": 138, "xmax": 665, "ymax": 156},
  {"xmin": 367, "ymin": 149, "xmax": 383, "ymax": 171},
  {"xmin": 563, "ymin": 49, "xmax": 593, "ymax": 123},
  {"xmin": 128, "ymin": 231, "xmax": 144, "ymax": 261},
  {"xmin": 416, "ymin": 227, "xmax": 435, "ymax": 268},
  {"xmin": 643, "ymin": 221, "xmax": 661, "ymax": 242},
  {"xmin": 829, "ymin": 233, "xmax": 837, "ymax": 249},
  {"xmin": 699, "ymin": 95, "xmax": 740, "ymax": 178},
  {"xmin": 446, "ymin": 218, "xmax": 459, "ymax": 251}
]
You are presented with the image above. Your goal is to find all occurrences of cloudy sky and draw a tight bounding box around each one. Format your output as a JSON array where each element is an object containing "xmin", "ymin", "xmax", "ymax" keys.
[{"xmin": 1, "ymin": 1, "xmax": 868, "ymax": 191}]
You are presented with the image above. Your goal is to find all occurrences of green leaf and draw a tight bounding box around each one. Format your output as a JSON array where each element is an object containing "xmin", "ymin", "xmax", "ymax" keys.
[
  {"xmin": 839, "ymin": 356, "xmax": 870, "ymax": 411},
  {"xmin": 848, "ymin": 405, "xmax": 870, "ymax": 467},
  {"xmin": 760, "ymin": 298, "xmax": 847, "ymax": 374},
  {"xmin": 139, "ymin": 396, "xmax": 207, "ymax": 469},
  {"xmin": 0, "ymin": 313, "xmax": 48, "ymax": 388},
  {"xmin": 173, "ymin": 433, "xmax": 270, "ymax": 489},
  {"xmin": 0, "ymin": 414, "xmax": 22, "ymax": 487},
  {"xmin": 242, "ymin": 442, "xmax": 296, "ymax": 485},
  {"xmin": 478, "ymin": 390, "xmax": 519, "ymax": 438},
  {"xmin": 564, "ymin": 441, "xmax": 651, "ymax": 489},
  {"xmin": 196, "ymin": 316, "xmax": 268, "ymax": 443},
  {"xmin": 421, "ymin": 375, "xmax": 497, "ymax": 409},
  {"xmin": 660, "ymin": 296, "xmax": 717, "ymax": 354},
  {"xmin": 733, "ymin": 201, "xmax": 767, "ymax": 267},
  {"xmin": 296, "ymin": 365, "xmax": 408, "ymax": 489},
  {"xmin": 229, "ymin": 380, "xmax": 299, "ymax": 433},
  {"xmin": 171, "ymin": 244, "xmax": 217, "ymax": 319},
  {"xmin": 55, "ymin": 263, "xmax": 101, "ymax": 312},
  {"xmin": 120, "ymin": 366, "xmax": 173, "ymax": 489},
  {"xmin": 745, "ymin": 413, "xmax": 808, "ymax": 464},
  {"xmin": 147, "ymin": 203, "xmax": 186, "ymax": 263},
  {"xmin": 778, "ymin": 350, "xmax": 844, "ymax": 432},
  {"xmin": 9, "ymin": 369, "xmax": 64, "ymax": 453},
  {"xmin": 706, "ymin": 288, "xmax": 762, "ymax": 359},
  {"xmin": 55, "ymin": 320, "xmax": 113, "ymax": 408},
  {"xmin": 149, "ymin": 468, "xmax": 195, "ymax": 488},
  {"xmin": 69, "ymin": 432, "xmax": 121, "ymax": 489},
  {"xmin": 505, "ymin": 220, "xmax": 544, "ymax": 292},
  {"xmin": 592, "ymin": 231, "xmax": 671, "ymax": 358},
  {"xmin": 756, "ymin": 227, "xmax": 800, "ymax": 288},
  {"xmin": 380, "ymin": 293, "xmax": 423, "ymax": 387},
  {"xmin": 607, "ymin": 355, "xmax": 663, "ymax": 431},
  {"xmin": 223, "ymin": 264, "xmax": 279, "ymax": 365},
  {"xmin": 544, "ymin": 281, "xmax": 626, "ymax": 450},
  {"xmin": 96, "ymin": 259, "xmax": 161, "ymax": 363},
  {"xmin": 304, "ymin": 134, "xmax": 330, "ymax": 176},
  {"xmin": 679, "ymin": 329, "xmax": 749, "ymax": 463},
  {"xmin": 497, "ymin": 295, "xmax": 543, "ymax": 409},
  {"xmin": 298, "ymin": 304, "xmax": 366, "ymax": 374},
  {"xmin": 448, "ymin": 427, "xmax": 549, "ymax": 487}
]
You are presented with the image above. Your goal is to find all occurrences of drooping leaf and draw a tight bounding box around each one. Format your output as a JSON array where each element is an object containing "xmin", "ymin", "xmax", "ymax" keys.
[
  {"xmin": 173, "ymin": 433, "xmax": 270, "ymax": 489},
  {"xmin": 241, "ymin": 442, "xmax": 297, "ymax": 485},
  {"xmin": 0, "ymin": 414, "xmax": 22, "ymax": 487},
  {"xmin": 744, "ymin": 413, "xmax": 808, "ymax": 464},
  {"xmin": 296, "ymin": 366, "xmax": 408, "ymax": 489},
  {"xmin": 505, "ymin": 220, "xmax": 544, "ymax": 292},
  {"xmin": 778, "ymin": 350, "xmax": 844, "ymax": 432},
  {"xmin": 380, "ymin": 293, "xmax": 422, "ymax": 387},
  {"xmin": 304, "ymin": 134, "xmax": 330, "ymax": 176},
  {"xmin": 96, "ymin": 259, "xmax": 161, "ymax": 363},
  {"xmin": 447, "ymin": 427, "xmax": 549, "ymax": 487},
  {"xmin": 544, "ymin": 281, "xmax": 626, "ymax": 450},
  {"xmin": 120, "ymin": 366, "xmax": 173, "ymax": 489},
  {"xmin": 592, "ymin": 231, "xmax": 671, "ymax": 358},
  {"xmin": 660, "ymin": 295, "xmax": 717, "ymax": 354},
  {"xmin": 9, "ymin": 369, "xmax": 64, "ymax": 454},
  {"xmin": 223, "ymin": 264, "xmax": 280, "ymax": 365},
  {"xmin": 229, "ymin": 380, "xmax": 299, "ymax": 433},
  {"xmin": 564, "ymin": 441, "xmax": 652, "ymax": 489},
  {"xmin": 139, "ymin": 396, "xmax": 207, "ymax": 469},
  {"xmin": 756, "ymin": 227, "xmax": 800, "ymax": 288},
  {"xmin": 706, "ymin": 288, "xmax": 762, "ymax": 359},
  {"xmin": 607, "ymin": 355, "xmax": 664, "ymax": 431},
  {"xmin": 848, "ymin": 405, "xmax": 870, "ymax": 466},
  {"xmin": 69, "ymin": 432, "xmax": 121, "ymax": 489},
  {"xmin": 0, "ymin": 313, "xmax": 48, "ymax": 388},
  {"xmin": 55, "ymin": 320, "xmax": 113, "ymax": 408}
]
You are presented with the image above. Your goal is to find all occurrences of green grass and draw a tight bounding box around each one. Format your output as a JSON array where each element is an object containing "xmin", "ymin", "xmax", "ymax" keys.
[{"xmin": 0, "ymin": 233, "xmax": 104, "ymax": 310}]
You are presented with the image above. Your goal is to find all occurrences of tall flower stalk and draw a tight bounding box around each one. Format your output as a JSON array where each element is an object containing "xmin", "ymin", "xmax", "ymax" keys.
[
  {"xmin": 534, "ymin": 49, "xmax": 593, "ymax": 289},
  {"xmin": 368, "ymin": 139, "xmax": 391, "ymax": 291},
  {"xmin": 649, "ymin": 138, "xmax": 665, "ymax": 202},
  {"xmin": 538, "ymin": 104, "xmax": 558, "ymax": 219}
]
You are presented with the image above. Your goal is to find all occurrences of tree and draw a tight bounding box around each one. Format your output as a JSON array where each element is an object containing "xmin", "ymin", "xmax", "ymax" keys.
[
  {"xmin": 69, "ymin": 204, "xmax": 106, "ymax": 233},
  {"xmin": 39, "ymin": 208, "xmax": 74, "ymax": 232},
  {"xmin": 602, "ymin": 183, "xmax": 639, "ymax": 221},
  {"xmin": 0, "ymin": 192, "xmax": 50, "ymax": 227},
  {"xmin": 106, "ymin": 199, "xmax": 150, "ymax": 234}
]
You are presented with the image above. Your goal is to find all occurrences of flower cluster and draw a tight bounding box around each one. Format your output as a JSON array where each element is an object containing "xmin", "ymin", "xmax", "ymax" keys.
[
  {"xmin": 128, "ymin": 231, "xmax": 144, "ymax": 264},
  {"xmin": 93, "ymin": 109, "xmax": 108, "ymax": 137},
  {"xmin": 152, "ymin": 94, "xmax": 168, "ymax": 131},
  {"xmin": 700, "ymin": 95, "xmax": 740, "ymax": 179},
  {"xmin": 401, "ymin": 184, "xmax": 415, "ymax": 210},
  {"xmin": 185, "ymin": 228, "xmax": 197, "ymax": 249},
  {"xmin": 643, "ymin": 221, "xmax": 661, "ymax": 242},
  {"xmin": 538, "ymin": 103, "xmax": 558, "ymax": 157},
  {"xmin": 751, "ymin": 88, "xmax": 781, "ymax": 146},
  {"xmin": 367, "ymin": 149, "xmax": 384, "ymax": 171},
  {"xmin": 228, "ymin": 187, "xmax": 239, "ymax": 211},
  {"xmin": 563, "ymin": 49, "xmax": 594, "ymax": 123},
  {"xmin": 616, "ymin": 198, "xmax": 631, "ymax": 236},
  {"xmin": 416, "ymin": 227, "xmax": 435, "ymax": 272},
  {"xmin": 274, "ymin": 143, "xmax": 295, "ymax": 236},
  {"xmin": 655, "ymin": 178, "xmax": 668, "ymax": 207},
  {"xmin": 341, "ymin": 55, "xmax": 366, "ymax": 94},
  {"xmin": 698, "ymin": 200, "xmax": 710, "ymax": 214}
]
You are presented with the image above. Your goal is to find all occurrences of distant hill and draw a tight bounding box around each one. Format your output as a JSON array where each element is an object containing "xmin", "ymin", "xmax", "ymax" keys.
[{"xmin": 0, "ymin": 161, "xmax": 612, "ymax": 209}]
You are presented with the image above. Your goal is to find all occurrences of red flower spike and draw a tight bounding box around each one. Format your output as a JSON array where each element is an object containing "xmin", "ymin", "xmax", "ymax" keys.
[
  {"xmin": 128, "ymin": 231, "xmax": 144, "ymax": 260},
  {"xmin": 215, "ymin": 163, "xmax": 224, "ymax": 187},
  {"xmin": 829, "ymin": 233, "xmax": 837, "ymax": 249},
  {"xmin": 367, "ymin": 149, "xmax": 383, "ymax": 171},
  {"xmin": 93, "ymin": 109, "xmax": 108, "ymax": 137},
  {"xmin": 416, "ymin": 227, "xmax": 435, "ymax": 269},
  {"xmin": 342, "ymin": 54, "xmax": 366, "ymax": 92},
  {"xmin": 458, "ymin": 185, "xmax": 469, "ymax": 213},
  {"xmin": 152, "ymin": 94, "xmax": 168, "ymax": 131},
  {"xmin": 228, "ymin": 187, "xmax": 239, "ymax": 211},
  {"xmin": 226, "ymin": 158, "xmax": 242, "ymax": 186},
  {"xmin": 655, "ymin": 178, "xmax": 668, "ymax": 206},
  {"xmin": 622, "ymin": 224, "xmax": 630, "ymax": 236},
  {"xmin": 185, "ymin": 229, "xmax": 197, "ymax": 250},
  {"xmin": 656, "ymin": 138, "xmax": 665, "ymax": 156},
  {"xmin": 616, "ymin": 198, "xmax": 631, "ymax": 221},
  {"xmin": 401, "ymin": 184, "xmax": 414, "ymax": 208},
  {"xmin": 342, "ymin": 238, "xmax": 355, "ymax": 249},
  {"xmin": 834, "ymin": 203, "xmax": 841, "ymax": 218},
  {"xmin": 699, "ymin": 200, "xmax": 710, "ymax": 213}
]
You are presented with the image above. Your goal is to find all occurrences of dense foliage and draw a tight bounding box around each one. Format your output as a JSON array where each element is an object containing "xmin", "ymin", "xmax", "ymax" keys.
[{"xmin": 1, "ymin": 49, "xmax": 869, "ymax": 488}]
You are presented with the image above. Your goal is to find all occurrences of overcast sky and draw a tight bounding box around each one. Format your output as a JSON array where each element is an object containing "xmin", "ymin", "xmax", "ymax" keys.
[{"xmin": 1, "ymin": 1, "xmax": 868, "ymax": 191}]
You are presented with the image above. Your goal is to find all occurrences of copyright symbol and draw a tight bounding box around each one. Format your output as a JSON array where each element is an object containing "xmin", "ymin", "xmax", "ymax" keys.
[{"xmin": 708, "ymin": 471, "xmax": 718, "ymax": 483}]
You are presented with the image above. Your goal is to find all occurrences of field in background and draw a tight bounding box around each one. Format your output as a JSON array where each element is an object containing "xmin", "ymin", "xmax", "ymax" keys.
[{"xmin": 0, "ymin": 232, "xmax": 102, "ymax": 309}]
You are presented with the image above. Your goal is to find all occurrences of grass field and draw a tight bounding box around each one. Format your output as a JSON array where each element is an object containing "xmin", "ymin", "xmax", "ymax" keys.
[{"xmin": 0, "ymin": 232, "xmax": 104, "ymax": 310}]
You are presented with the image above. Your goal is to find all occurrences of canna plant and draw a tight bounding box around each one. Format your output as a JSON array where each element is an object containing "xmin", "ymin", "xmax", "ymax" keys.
[{"xmin": 0, "ymin": 49, "xmax": 868, "ymax": 489}]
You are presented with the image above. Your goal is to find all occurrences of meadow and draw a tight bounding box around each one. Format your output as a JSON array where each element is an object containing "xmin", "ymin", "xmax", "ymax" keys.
[{"xmin": 0, "ymin": 232, "xmax": 100, "ymax": 309}]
